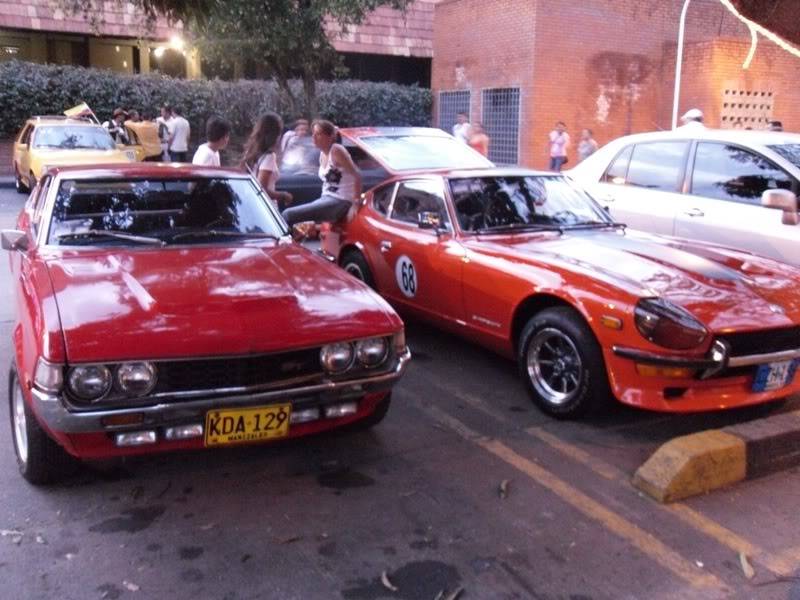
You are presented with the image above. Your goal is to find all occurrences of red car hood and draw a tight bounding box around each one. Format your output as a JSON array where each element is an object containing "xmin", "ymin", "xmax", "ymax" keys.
[
  {"xmin": 46, "ymin": 242, "xmax": 399, "ymax": 362},
  {"xmin": 470, "ymin": 230, "xmax": 800, "ymax": 332}
]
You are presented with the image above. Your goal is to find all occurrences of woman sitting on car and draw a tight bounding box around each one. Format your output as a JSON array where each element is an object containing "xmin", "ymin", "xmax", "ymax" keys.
[
  {"xmin": 240, "ymin": 112, "xmax": 293, "ymax": 209},
  {"xmin": 281, "ymin": 120, "xmax": 362, "ymax": 227}
]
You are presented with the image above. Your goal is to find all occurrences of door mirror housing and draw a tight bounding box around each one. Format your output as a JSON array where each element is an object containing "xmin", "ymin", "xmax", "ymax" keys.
[
  {"xmin": 761, "ymin": 189, "xmax": 799, "ymax": 225},
  {"xmin": 417, "ymin": 211, "xmax": 442, "ymax": 231},
  {"xmin": 1, "ymin": 230, "xmax": 29, "ymax": 252}
]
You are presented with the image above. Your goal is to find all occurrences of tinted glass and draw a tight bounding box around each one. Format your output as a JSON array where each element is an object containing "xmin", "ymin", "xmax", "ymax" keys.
[
  {"xmin": 769, "ymin": 144, "xmax": 800, "ymax": 170},
  {"xmin": 602, "ymin": 145, "xmax": 633, "ymax": 183},
  {"xmin": 450, "ymin": 175, "xmax": 611, "ymax": 232},
  {"xmin": 33, "ymin": 126, "xmax": 117, "ymax": 150},
  {"xmin": 358, "ymin": 135, "xmax": 494, "ymax": 171},
  {"xmin": 391, "ymin": 180, "xmax": 450, "ymax": 226},
  {"xmin": 372, "ymin": 184, "xmax": 395, "ymax": 216},
  {"xmin": 48, "ymin": 178, "xmax": 285, "ymax": 246},
  {"xmin": 626, "ymin": 142, "xmax": 687, "ymax": 191},
  {"xmin": 691, "ymin": 143, "xmax": 793, "ymax": 205}
]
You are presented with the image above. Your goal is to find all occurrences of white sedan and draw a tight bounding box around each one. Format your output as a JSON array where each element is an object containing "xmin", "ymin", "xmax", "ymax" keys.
[{"xmin": 568, "ymin": 128, "xmax": 800, "ymax": 265}]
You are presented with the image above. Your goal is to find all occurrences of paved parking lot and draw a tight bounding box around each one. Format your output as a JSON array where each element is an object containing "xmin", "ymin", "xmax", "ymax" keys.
[{"xmin": 0, "ymin": 186, "xmax": 798, "ymax": 599}]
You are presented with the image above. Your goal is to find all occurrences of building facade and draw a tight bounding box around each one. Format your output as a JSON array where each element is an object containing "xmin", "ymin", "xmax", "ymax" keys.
[{"xmin": 431, "ymin": 0, "xmax": 800, "ymax": 168}]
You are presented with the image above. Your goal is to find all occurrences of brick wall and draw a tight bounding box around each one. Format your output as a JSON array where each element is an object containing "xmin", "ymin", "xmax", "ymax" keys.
[{"xmin": 431, "ymin": 0, "xmax": 800, "ymax": 169}]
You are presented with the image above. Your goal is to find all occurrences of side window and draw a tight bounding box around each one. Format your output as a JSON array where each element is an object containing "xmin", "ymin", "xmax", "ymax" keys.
[
  {"xmin": 602, "ymin": 145, "xmax": 633, "ymax": 183},
  {"xmin": 19, "ymin": 125, "xmax": 33, "ymax": 145},
  {"xmin": 691, "ymin": 142, "xmax": 794, "ymax": 205},
  {"xmin": 372, "ymin": 184, "xmax": 395, "ymax": 216},
  {"xmin": 626, "ymin": 142, "xmax": 688, "ymax": 192},
  {"xmin": 390, "ymin": 180, "xmax": 451, "ymax": 227}
]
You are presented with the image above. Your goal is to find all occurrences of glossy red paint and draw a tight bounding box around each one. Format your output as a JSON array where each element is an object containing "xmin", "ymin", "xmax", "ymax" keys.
[{"xmin": 333, "ymin": 167, "xmax": 800, "ymax": 413}]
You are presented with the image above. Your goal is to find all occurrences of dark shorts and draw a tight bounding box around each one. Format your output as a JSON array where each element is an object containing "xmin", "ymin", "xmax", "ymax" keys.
[{"xmin": 549, "ymin": 156, "xmax": 567, "ymax": 171}]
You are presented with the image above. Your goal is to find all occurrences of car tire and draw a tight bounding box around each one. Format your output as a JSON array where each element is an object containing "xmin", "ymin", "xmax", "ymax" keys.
[
  {"xmin": 347, "ymin": 394, "xmax": 391, "ymax": 432},
  {"xmin": 518, "ymin": 307, "xmax": 612, "ymax": 419},
  {"xmin": 28, "ymin": 172, "xmax": 37, "ymax": 191},
  {"xmin": 340, "ymin": 249, "xmax": 376, "ymax": 289},
  {"xmin": 8, "ymin": 363, "xmax": 77, "ymax": 485},
  {"xmin": 14, "ymin": 167, "xmax": 29, "ymax": 194}
]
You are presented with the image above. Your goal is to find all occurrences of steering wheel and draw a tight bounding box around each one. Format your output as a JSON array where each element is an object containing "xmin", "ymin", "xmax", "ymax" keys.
[{"xmin": 482, "ymin": 194, "xmax": 524, "ymax": 228}]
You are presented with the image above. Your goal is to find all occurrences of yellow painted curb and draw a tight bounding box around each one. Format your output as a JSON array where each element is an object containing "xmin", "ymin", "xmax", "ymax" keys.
[{"xmin": 632, "ymin": 430, "xmax": 746, "ymax": 503}]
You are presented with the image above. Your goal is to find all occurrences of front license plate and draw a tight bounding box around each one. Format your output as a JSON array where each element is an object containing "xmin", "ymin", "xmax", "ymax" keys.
[
  {"xmin": 752, "ymin": 360, "xmax": 799, "ymax": 393},
  {"xmin": 204, "ymin": 404, "xmax": 291, "ymax": 447}
]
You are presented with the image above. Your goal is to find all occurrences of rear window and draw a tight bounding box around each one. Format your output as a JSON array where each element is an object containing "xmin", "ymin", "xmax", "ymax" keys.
[
  {"xmin": 625, "ymin": 142, "xmax": 688, "ymax": 192},
  {"xmin": 357, "ymin": 135, "xmax": 494, "ymax": 171},
  {"xmin": 769, "ymin": 144, "xmax": 800, "ymax": 170},
  {"xmin": 33, "ymin": 126, "xmax": 116, "ymax": 151}
]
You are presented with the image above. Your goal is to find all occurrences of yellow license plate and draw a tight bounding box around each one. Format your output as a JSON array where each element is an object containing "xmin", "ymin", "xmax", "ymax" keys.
[{"xmin": 204, "ymin": 404, "xmax": 291, "ymax": 447}]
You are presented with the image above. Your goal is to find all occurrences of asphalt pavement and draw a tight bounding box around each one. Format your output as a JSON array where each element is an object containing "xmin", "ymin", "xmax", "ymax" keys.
[{"xmin": 0, "ymin": 186, "xmax": 798, "ymax": 600}]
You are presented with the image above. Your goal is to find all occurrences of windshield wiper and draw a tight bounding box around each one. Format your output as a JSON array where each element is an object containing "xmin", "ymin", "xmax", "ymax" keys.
[
  {"xmin": 56, "ymin": 230, "xmax": 165, "ymax": 246},
  {"xmin": 475, "ymin": 223, "xmax": 564, "ymax": 235},
  {"xmin": 562, "ymin": 221, "xmax": 626, "ymax": 230},
  {"xmin": 168, "ymin": 229, "xmax": 282, "ymax": 243}
]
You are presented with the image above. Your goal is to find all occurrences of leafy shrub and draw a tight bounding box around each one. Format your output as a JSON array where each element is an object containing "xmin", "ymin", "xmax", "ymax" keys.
[{"xmin": 0, "ymin": 60, "xmax": 432, "ymax": 140}]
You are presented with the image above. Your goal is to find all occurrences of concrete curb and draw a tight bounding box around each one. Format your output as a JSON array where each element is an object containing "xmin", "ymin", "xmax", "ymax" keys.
[
  {"xmin": 0, "ymin": 176, "xmax": 15, "ymax": 189},
  {"xmin": 633, "ymin": 409, "xmax": 800, "ymax": 502}
]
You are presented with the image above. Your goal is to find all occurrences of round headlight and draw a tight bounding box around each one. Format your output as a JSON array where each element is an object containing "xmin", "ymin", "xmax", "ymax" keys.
[
  {"xmin": 634, "ymin": 298, "xmax": 707, "ymax": 350},
  {"xmin": 67, "ymin": 365, "xmax": 112, "ymax": 401},
  {"xmin": 116, "ymin": 362, "xmax": 157, "ymax": 396},
  {"xmin": 320, "ymin": 342, "xmax": 354, "ymax": 373},
  {"xmin": 355, "ymin": 337, "xmax": 388, "ymax": 367}
]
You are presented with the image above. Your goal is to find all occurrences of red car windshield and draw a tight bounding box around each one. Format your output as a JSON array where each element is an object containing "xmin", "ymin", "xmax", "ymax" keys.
[{"xmin": 48, "ymin": 178, "xmax": 287, "ymax": 246}]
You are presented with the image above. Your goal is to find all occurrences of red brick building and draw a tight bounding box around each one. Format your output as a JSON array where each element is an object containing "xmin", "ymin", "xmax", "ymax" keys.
[{"xmin": 431, "ymin": 0, "xmax": 800, "ymax": 167}]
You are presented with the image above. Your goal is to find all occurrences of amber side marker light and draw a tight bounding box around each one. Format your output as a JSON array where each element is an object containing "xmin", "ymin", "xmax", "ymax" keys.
[
  {"xmin": 101, "ymin": 413, "xmax": 145, "ymax": 427},
  {"xmin": 635, "ymin": 364, "xmax": 696, "ymax": 379},
  {"xmin": 600, "ymin": 315, "xmax": 623, "ymax": 330}
]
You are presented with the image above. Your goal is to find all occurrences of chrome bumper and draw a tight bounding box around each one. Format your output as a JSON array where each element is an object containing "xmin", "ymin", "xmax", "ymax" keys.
[{"xmin": 32, "ymin": 349, "xmax": 410, "ymax": 434}]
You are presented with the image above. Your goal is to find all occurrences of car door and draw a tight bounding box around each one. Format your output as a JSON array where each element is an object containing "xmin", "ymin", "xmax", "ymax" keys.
[
  {"xmin": 676, "ymin": 141, "xmax": 799, "ymax": 264},
  {"xmin": 368, "ymin": 178, "xmax": 465, "ymax": 322},
  {"xmin": 594, "ymin": 140, "xmax": 695, "ymax": 235},
  {"xmin": 14, "ymin": 125, "xmax": 33, "ymax": 181}
]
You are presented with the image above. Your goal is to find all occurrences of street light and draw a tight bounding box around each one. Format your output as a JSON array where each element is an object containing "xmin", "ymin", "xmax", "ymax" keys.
[{"xmin": 671, "ymin": 0, "xmax": 692, "ymax": 130}]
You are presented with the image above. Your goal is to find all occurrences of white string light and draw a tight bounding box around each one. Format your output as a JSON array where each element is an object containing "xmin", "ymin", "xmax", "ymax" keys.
[{"xmin": 717, "ymin": 0, "xmax": 800, "ymax": 68}]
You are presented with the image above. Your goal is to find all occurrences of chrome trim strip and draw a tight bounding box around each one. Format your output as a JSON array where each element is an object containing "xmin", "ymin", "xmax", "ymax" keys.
[
  {"xmin": 32, "ymin": 349, "xmax": 410, "ymax": 434},
  {"xmin": 728, "ymin": 348, "xmax": 800, "ymax": 368},
  {"xmin": 611, "ymin": 346, "xmax": 718, "ymax": 369}
]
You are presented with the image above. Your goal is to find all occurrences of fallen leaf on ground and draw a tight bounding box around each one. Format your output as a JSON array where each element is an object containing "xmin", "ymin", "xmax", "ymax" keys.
[
  {"xmin": 381, "ymin": 570, "xmax": 399, "ymax": 592},
  {"xmin": 739, "ymin": 552, "xmax": 755, "ymax": 579},
  {"xmin": 276, "ymin": 535, "xmax": 302, "ymax": 545},
  {"xmin": 0, "ymin": 530, "xmax": 23, "ymax": 538},
  {"xmin": 498, "ymin": 479, "xmax": 510, "ymax": 499},
  {"xmin": 123, "ymin": 580, "xmax": 140, "ymax": 592},
  {"xmin": 199, "ymin": 523, "xmax": 216, "ymax": 531},
  {"xmin": 35, "ymin": 534, "xmax": 46, "ymax": 545}
]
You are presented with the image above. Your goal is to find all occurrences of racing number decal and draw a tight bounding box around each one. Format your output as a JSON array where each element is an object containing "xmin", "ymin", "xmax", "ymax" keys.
[{"xmin": 395, "ymin": 255, "xmax": 417, "ymax": 298}]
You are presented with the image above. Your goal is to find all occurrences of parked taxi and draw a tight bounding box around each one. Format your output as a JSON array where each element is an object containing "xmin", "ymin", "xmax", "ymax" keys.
[
  {"xmin": 319, "ymin": 132, "xmax": 800, "ymax": 418},
  {"xmin": 2, "ymin": 164, "xmax": 409, "ymax": 484},
  {"xmin": 12, "ymin": 116, "xmax": 137, "ymax": 194}
]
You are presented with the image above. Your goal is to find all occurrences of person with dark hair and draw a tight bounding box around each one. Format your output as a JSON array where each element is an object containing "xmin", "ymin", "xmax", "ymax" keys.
[
  {"xmin": 169, "ymin": 106, "xmax": 191, "ymax": 162},
  {"xmin": 156, "ymin": 105, "xmax": 174, "ymax": 161},
  {"xmin": 547, "ymin": 121, "xmax": 570, "ymax": 171},
  {"xmin": 769, "ymin": 120, "xmax": 784, "ymax": 132},
  {"xmin": 102, "ymin": 108, "xmax": 130, "ymax": 145},
  {"xmin": 241, "ymin": 112, "xmax": 293, "ymax": 208},
  {"xmin": 281, "ymin": 119, "xmax": 362, "ymax": 227},
  {"xmin": 192, "ymin": 116, "xmax": 231, "ymax": 166},
  {"xmin": 577, "ymin": 128, "xmax": 598, "ymax": 162}
]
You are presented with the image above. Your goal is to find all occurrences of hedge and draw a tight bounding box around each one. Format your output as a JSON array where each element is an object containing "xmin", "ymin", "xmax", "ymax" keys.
[{"xmin": 0, "ymin": 60, "xmax": 432, "ymax": 140}]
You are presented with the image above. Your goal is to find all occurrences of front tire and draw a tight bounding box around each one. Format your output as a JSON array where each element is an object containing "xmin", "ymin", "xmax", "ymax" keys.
[
  {"xmin": 518, "ymin": 307, "xmax": 612, "ymax": 419},
  {"xmin": 340, "ymin": 249, "xmax": 376, "ymax": 289},
  {"xmin": 14, "ymin": 167, "xmax": 29, "ymax": 194},
  {"xmin": 9, "ymin": 364, "xmax": 76, "ymax": 485}
]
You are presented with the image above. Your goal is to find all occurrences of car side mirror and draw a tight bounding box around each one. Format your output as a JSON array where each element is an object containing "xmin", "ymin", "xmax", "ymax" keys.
[
  {"xmin": 418, "ymin": 211, "xmax": 442, "ymax": 231},
  {"xmin": 1, "ymin": 230, "xmax": 29, "ymax": 252},
  {"xmin": 761, "ymin": 189, "xmax": 799, "ymax": 225}
]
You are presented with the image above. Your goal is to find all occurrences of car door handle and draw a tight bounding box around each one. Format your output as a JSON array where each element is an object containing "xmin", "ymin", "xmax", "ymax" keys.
[
  {"xmin": 683, "ymin": 208, "xmax": 704, "ymax": 217},
  {"xmin": 380, "ymin": 240, "xmax": 392, "ymax": 253}
]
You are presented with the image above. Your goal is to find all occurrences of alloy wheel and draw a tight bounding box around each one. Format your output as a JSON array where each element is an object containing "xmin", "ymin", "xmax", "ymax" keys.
[
  {"xmin": 12, "ymin": 380, "xmax": 28, "ymax": 465},
  {"xmin": 526, "ymin": 327, "xmax": 583, "ymax": 406}
]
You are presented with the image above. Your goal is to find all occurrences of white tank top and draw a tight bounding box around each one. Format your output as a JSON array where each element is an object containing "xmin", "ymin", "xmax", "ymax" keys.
[{"xmin": 319, "ymin": 147, "xmax": 357, "ymax": 200}]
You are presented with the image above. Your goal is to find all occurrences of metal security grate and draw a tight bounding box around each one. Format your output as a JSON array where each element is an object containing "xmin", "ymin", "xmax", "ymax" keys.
[
  {"xmin": 482, "ymin": 87, "xmax": 520, "ymax": 165},
  {"xmin": 438, "ymin": 90, "xmax": 471, "ymax": 136}
]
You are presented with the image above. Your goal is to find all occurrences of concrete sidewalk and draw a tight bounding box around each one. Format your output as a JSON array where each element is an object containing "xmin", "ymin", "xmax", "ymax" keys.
[{"xmin": 0, "ymin": 176, "xmax": 14, "ymax": 189}]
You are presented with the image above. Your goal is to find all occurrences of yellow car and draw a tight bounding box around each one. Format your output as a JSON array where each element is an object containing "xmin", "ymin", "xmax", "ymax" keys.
[
  {"xmin": 12, "ymin": 116, "xmax": 137, "ymax": 193},
  {"xmin": 124, "ymin": 119, "xmax": 163, "ymax": 161}
]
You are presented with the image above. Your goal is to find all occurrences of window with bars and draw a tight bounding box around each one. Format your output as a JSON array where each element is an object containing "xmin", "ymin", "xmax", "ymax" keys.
[
  {"xmin": 482, "ymin": 88, "xmax": 520, "ymax": 165},
  {"xmin": 438, "ymin": 90, "xmax": 471, "ymax": 136}
]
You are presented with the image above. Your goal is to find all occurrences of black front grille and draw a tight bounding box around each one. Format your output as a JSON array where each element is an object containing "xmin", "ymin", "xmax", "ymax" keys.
[
  {"xmin": 716, "ymin": 326, "xmax": 800, "ymax": 357},
  {"xmin": 153, "ymin": 348, "xmax": 323, "ymax": 393}
]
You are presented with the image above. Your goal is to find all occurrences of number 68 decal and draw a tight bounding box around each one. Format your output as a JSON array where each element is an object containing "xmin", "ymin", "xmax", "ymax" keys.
[{"xmin": 395, "ymin": 255, "xmax": 417, "ymax": 298}]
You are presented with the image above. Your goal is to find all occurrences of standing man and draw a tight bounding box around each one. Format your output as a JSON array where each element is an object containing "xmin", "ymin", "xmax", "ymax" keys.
[
  {"xmin": 547, "ymin": 121, "xmax": 570, "ymax": 171},
  {"xmin": 678, "ymin": 108, "xmax": 705, "ymax": 131},
  {"xmin": 156, "ymin": 105, "xmax": 174, "ymax": 161},
  {"xmin": 102, "ymin": 108, "xmax": 131, "ymax": 145},
  {"xmin": 192, "ymin": 116, "xmax": 231, "ymax": 166},
  {"xmin": 169, "ymin": 106, "xmax": 191, "ymax": 162},
  {"xmin": 453, "ymin": 112, "xmax": 471, "ymax": 144}
]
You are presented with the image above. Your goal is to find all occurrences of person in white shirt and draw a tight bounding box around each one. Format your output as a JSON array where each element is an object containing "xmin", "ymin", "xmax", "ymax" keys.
[
  {"xmin": 678, "ymin": 108, "xmax": 705, "ymax": 131},
  {"xmin": 452, "ymin": 112, "xmax": 471, "ymax": 144},
  {"xmin": 156, "ymin": 105, "xmax": 174, "ymax": 161},
  {"xmin": 192, "ymin": 116, "xmax": 231, "ymax": 166},
  {"xmin": 240, "ymin": 112, "xmax": 293, "ymax": 208},
  {"xmin": 280, "ymin": 118, "xmax": 310, "ymax": 152},
  {"xmin": 168, "ymin": 106, "xmax": 191, "ymax": 162}
]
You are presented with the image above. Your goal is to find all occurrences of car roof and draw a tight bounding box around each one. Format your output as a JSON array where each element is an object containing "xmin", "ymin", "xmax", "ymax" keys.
[
  {"xmin": 340, "ymin": 126, "xmax": 452, "ymax": 139},
  {"xmin": 27, "ymin": 116, "xmax": 101, "ymax": 127},
  {"xmin": 606, "ymin": 127, "xmax": 800, "ymax": 147},
  {"xmin": 46, "ymin": 163, "xmax": 250, "ymax": 180}
]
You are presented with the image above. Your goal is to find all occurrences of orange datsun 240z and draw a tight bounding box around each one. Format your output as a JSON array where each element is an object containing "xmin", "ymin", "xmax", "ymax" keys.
[
  {"xmin": 3, "ymin": 164, "xmax": 409, "ymax": 485},
  {"xmin": 320, "ymin": 135, "xmax": 800, "ymax": 418}
]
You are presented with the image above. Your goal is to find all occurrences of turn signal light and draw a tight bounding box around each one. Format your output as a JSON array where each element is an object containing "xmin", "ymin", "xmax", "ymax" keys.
[
  {"xmin": 636, "ymin": 364, "xmax": 696, "ymax": 379},
  {"xmin": 101, "ymin": 413, "xmax": 145, "ymax": 427}
]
